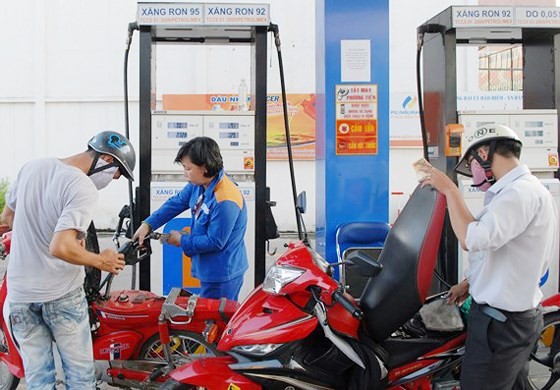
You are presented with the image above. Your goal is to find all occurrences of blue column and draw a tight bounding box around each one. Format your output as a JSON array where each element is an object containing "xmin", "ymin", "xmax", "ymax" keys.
[{"xmin": 315, "ymin": 0, "xmax": 389, "ymax": 263}]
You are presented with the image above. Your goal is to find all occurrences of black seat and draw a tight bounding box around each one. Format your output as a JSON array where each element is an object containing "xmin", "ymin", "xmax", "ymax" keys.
[{"xmin": 359, "ymin": 185, "xmax": 446, "ymax": 342}]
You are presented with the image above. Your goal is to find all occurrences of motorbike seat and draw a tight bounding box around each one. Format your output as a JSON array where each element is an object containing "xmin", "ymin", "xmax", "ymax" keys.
[{"xmin": 359, "ymin": 185, "xmax": 446, "ymax": 342}]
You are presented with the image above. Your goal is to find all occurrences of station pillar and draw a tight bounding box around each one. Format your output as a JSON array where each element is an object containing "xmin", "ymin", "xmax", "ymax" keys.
[{"xmin": 315, "ymin": 0, "xmax": 390, "ymax": 262}]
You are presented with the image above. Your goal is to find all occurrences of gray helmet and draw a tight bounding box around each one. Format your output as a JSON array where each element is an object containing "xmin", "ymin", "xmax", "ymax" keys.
[{"xmin": 88, "ymin": 131, "xmax": 136, "ymax": 181}]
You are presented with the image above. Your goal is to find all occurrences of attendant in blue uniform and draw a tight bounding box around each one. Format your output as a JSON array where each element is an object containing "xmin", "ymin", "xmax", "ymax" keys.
[{"xmin": 134, "ymin": 137, "xmax": 248, "ymax": 301}]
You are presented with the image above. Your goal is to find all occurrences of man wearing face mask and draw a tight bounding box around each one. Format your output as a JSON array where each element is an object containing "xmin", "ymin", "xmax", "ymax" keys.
[
  {"xmin": 0, "ymin": 131, "xmax": 136, "ymax": 389},
  {"xmin": 420, "ymin": 124, "xmax": 558, "ymax": 389}
]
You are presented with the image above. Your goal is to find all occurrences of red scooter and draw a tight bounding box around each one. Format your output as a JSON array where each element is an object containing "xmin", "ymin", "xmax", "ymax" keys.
[
  {"xmin": 160, "ymin": 185, "xmax": 560, "ymax": 389},
  {"xmin": 0, "ymin": 208, "xmax": 239, "ymax": 389}
]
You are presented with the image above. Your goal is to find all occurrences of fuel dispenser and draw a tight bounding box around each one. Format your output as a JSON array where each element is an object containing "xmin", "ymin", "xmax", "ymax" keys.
[
  {"xmin": 419, "ymin": 5, "xmax": 560, "ymax": 295},
  {"xmin": 136, "ymin": 3, "xmax": 271, "ymax": 299}
]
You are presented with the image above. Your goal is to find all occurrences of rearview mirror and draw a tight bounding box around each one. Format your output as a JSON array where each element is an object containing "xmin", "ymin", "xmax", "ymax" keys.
[
  {"xmin": 345, "ymin": 250, "xmax": 383, "ymax": 277},
  {"xmin": 296, "ymin": 191, "xmax": 307, "ymax": 214}
]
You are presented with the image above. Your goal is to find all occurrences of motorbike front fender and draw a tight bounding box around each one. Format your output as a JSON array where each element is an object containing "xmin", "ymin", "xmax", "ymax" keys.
[{"xmin": 167, "ymin": 356, "xmax": 261, "ymax": 390}]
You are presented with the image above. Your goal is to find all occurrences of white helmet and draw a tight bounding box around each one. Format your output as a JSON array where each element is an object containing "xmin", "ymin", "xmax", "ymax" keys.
[{"xmin": 454, "ymin": 124, "xmax": 521, "ymax": 177}]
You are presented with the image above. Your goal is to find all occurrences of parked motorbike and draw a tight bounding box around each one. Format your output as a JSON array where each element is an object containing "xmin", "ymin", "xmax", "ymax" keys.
[
  {"xmin": 158, "ymin": 185, "xmax": 560, "ymax": 390},
  {"xmin": 0, "ymin": 206, "xmax": 239, "ymax": 389},
  {"xmin": 157, "ymin": 185, "xmax": 461, "ymax": 389}
]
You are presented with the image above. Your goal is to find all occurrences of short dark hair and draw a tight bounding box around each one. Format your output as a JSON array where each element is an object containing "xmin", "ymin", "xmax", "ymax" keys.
[
  {"xmin": 493, "ymin": 139, "xmax": 522, "ymax": 159},
  {"xmin": 174, "ymin": 137, "xmax": 223, "ymax": 178},
  {"xmin": 475, "ymin": 139, "xmax": 522, "ymax": 160}
]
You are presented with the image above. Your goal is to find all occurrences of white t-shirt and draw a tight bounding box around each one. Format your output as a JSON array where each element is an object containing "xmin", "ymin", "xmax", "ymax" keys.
[
  {"xmin": 465, "ymin": 165, "xmax": 559, "ymax": 312},
  {"xmin": 6, "ymin": 158, "xmax": 98, "ymax": 303}
]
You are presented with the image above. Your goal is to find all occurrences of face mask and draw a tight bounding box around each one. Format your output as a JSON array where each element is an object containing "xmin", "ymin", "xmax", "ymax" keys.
[
  {"xmin": 470, "ymin": 159, "xmax": 492, "ymax": 192},
  {"xmin": 89, "ymin": 158, "xmax": 118, "ymax": 190}
]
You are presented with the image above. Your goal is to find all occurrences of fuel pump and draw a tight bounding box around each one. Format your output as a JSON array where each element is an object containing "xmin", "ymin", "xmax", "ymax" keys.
[
  {"xmin": 135, "ymin": 3, "xmax": 272, "ymax": 300},
  {"xmin": 418, "ymin": 5, "xmax": 560, "ymax": 296}
]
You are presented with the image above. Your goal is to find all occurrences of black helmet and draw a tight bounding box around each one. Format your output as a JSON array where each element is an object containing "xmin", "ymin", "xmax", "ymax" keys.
[{"xmin": 88, "ymin": 131, "xmax": 136, "ymax": 181}]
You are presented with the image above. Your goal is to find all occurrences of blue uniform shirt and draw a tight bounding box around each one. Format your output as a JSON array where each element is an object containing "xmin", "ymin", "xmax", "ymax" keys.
[{"xmin": 146, "ymin": 170, "xmax": 248, "ymax": 283}]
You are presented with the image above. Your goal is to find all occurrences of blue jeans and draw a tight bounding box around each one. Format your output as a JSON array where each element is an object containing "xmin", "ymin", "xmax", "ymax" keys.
[
  {"xmin": 9, "ymin": 287, "xmax": 95, "ymax": 390},
  {"xmin": 200, "ymin": 275, "xmax": 244, "ymax": 301}
]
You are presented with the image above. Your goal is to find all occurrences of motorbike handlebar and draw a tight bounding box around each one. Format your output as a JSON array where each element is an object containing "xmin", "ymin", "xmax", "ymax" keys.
[{"xmin": 332, "ymin": 290, "xmax": 363, "ymax": 320}]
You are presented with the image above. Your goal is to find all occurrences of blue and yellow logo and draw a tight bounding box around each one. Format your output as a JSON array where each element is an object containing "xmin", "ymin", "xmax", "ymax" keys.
[{"xmin": 402, "ymin": 96, "xmax": 417, "ymax": 109}]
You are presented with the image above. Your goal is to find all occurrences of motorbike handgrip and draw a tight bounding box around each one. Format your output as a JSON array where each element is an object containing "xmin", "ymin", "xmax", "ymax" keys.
[{"xmin": 332, "ymin": 290, "xmax": 363, "ymax": 320}]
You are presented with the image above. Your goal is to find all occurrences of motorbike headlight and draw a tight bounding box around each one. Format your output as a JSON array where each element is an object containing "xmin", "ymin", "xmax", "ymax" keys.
[
  {"xmin": 232, "ymin": 343, "xmax": 283, "ymax": 356},
  {"xmin": 262, "ymin": 265, "xmax": 305, "ymax": 295}
]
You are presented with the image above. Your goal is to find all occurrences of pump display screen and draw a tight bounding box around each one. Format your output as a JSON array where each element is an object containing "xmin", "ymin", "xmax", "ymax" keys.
[
  {"xmin": 525, "ymin": 130, "xmax": 544, "ymax": 137},
  {"xmin": 168, "ymin": 122, "xmax": 189, "ymax": 129},
  {"xmin": 525, "ymin": 121, "xmax": 543, "ymax": 128},
  {"xmin": 219, "ymin": 122, "xmax": 240, "ymax": 129},
  {"xmin": 167, "ymin": 131, "xmax": 188, "ymax": 138},
  {"xmin": 219, "ymin": 132, "xmax": 239, "ymax": 139}
]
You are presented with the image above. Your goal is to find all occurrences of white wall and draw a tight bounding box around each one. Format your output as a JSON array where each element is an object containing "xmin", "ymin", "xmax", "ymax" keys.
[
  {"xmin": 1, "ymin": 0, "xmax": 488, "ymax": 231},
  {"xmin": 0, "ymin": 0, "xmax": 316, "ymax": 231}
]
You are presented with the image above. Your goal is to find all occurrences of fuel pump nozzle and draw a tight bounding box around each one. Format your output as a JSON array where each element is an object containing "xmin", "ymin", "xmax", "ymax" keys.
[
  {"xmin": 126, "ymin": 21, "xmax": 139, "ymax": 47},
  {"xmin": 146, "ymin": 231, "xmax": 171, "ymax": 243},
  {"xmin": 269, "ymin": 23, "xmax": 281, "ymax": 51}
]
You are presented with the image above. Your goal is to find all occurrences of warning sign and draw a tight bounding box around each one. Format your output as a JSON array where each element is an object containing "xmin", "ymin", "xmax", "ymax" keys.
[{"xmin": 335, "ymin": 84, "xmax": 378, "ymax": 155}]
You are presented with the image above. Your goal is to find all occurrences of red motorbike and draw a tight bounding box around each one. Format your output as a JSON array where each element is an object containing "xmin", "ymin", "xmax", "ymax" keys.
[
  {"xmin": 0, "ymin": 208, "xmax": 239, "ymax": 389},
  {"xmin": 160, "ymin": 185, "xmax": 560, "ymax": 389}
]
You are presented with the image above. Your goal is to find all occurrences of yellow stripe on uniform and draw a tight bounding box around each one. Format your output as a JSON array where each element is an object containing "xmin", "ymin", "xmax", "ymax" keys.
[{"xmin": 214, "ymin": 176, "xmax": 243, "ymax": 209}]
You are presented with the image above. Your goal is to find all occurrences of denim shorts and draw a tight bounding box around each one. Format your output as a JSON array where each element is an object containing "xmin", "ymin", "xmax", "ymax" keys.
[{"xmin": 10, "ymin": 287, "xmax": 95, "ymax": 390}]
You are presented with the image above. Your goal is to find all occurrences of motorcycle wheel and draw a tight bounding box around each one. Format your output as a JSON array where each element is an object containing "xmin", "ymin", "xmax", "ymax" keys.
[
  {"xmin": 528, "ymin": 311, "xmax": 560, "ymax": 389},
  {"xmin": 138, "ymin": 330, "xmax": 219, "ymax": 363},
  {"xmin": 0, "ymin": 328, "xmax": 19, "ymax": 390}
]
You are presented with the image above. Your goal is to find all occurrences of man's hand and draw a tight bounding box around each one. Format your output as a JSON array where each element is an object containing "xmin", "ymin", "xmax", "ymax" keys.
[
  {"xmin": 417, "ymin": 161, "xmax": 475, "ymax": 249},
  {"xmin": 51, "ymin": 229, "xmax": 126, "ymax": 272},
  {"xmin": 98, "ymin": 248, "xmax": 125, "ymax": 274},
  {"xmin": 447, "ymin": 279, "xmax": 470, "ymax": 305},
  {"xmin": 0, "ymin": 206, "xmax": 14, "ymax": 229},
  {"xmin": 418, "ymin": 163, "xmax": 456, "ymax": 196}
]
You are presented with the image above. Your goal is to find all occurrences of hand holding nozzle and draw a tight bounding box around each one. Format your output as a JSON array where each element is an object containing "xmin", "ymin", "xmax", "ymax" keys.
[
  {"xmin": 132, "ymin": 222, "xmax": 151, "ymax": 246},
  {"xmin": 149, "ymin": 231, "xmax": 184, "ymax": 247},
  {"xmin": 146, "ymin": 231, "xmax": 171, "ymax": 244}
]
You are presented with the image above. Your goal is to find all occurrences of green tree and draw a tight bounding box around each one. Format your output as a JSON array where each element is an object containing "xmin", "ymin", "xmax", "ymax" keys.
[{"xmin": 0, "ymin": 178, "xmax": 9, "ymax": 213}]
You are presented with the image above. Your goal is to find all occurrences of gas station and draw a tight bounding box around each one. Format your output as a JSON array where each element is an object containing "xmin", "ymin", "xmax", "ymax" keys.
[
  {"xmin": 131, "ymin": 2, "xmax": 560, "ymax": 303},
  {"xmin": 3, "ymin": 0, "xmax": 560, "ymax": 388}
]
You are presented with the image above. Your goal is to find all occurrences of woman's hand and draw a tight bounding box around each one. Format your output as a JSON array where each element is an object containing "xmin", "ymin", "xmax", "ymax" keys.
[
  {"xmin": 166, "ymin": 230, "xmax": 183, "ymax": 247},
  {"xmin": 133, "ymin": 222, "xmax": 151, "ymax": 246}
]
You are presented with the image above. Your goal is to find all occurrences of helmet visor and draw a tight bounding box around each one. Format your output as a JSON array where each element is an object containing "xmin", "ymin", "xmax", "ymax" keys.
[{"xmin": 453, "ymin": 157, "xmax": 472, "ymax": 177}]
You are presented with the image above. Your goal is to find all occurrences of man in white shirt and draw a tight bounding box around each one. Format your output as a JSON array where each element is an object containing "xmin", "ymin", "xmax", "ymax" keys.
[
  {"xmin": 0, "ymin": 131, "xmax": 136, "ymax": 389},
  {"xmin": 421, "ymin": 124, "xmax": 558, "ymax": 389}
]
